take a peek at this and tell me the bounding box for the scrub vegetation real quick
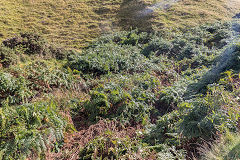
[0,0,240,160]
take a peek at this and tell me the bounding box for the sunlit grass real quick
[0,0,240,48]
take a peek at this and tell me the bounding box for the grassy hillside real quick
[0,0,122,48]
[0,21,240,159]
[0,0,240,48]
[152,0,240,30]
[0,1,240,159]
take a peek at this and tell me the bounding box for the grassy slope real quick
[0,0,240,48]
[0,1,25,37]
[202,133,240,160]
[151,0,240,30]
[0,0,122,48]
[1,1,240,159]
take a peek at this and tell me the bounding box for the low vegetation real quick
[0,0,240,159]
[201,132,240,160]
[0,18,239,159]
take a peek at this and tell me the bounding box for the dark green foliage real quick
[79,130,186,160]
[49,45,69,60]
[186,43,240,94]
[117,30,150,46]
[145,110,184,146]
[0,71,32,106]
[145,81,240,151]
[2,33,68,61]
[141,37,173,58]
[142,35,204,60]
[89,30,151,47]
[2,32,49,55]
[156,83,186,114]
[225,45,240,71]
[180,104,216,139]
[22,61,74,92]
[201,22,233,48]
[82,74,158,124]
[0,20,239,160]
[66,30,158,76]
[180,85,240,140]
[0,102,66,160]
[79,131,142,160]
[0,59,78,106]
[72,73,159,125]
[149,144,186,160]
[141,22,233,61]
[0,45,18,67]
[67,43,156,76]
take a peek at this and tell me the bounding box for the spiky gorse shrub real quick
[0,102,66,160]
[143,63,240,158]
[145,109,183,146]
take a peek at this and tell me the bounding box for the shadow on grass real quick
[116,0,155,31]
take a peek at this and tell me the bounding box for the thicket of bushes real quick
[0,102,66,160]
[0,21,240,159]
